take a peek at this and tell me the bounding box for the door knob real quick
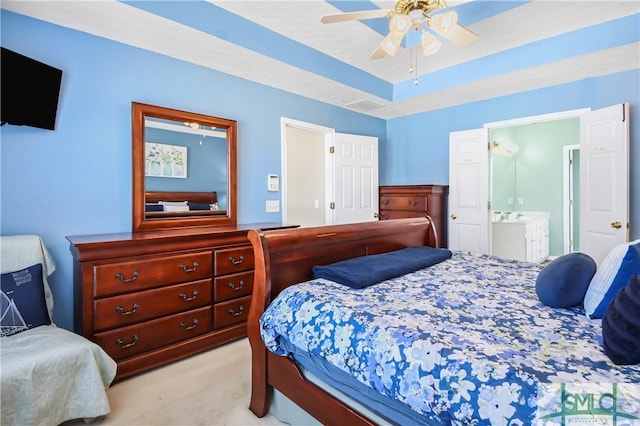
[611,221,622,229]
[451,214,457,220]
[374,212,379,219]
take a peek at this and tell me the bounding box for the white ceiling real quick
[2,0,639,119]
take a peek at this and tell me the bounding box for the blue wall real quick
[1,11,638,331]
[0,11,385,329]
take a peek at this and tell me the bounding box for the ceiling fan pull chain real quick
[414,46,419,85]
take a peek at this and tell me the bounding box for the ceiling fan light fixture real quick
[421,31,442,56]
[389,14,411,36]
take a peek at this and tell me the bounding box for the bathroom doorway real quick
[489,117,581,259]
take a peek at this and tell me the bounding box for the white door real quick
[448,128,490,253]
[331,133,379,225]
[580,103,629,265]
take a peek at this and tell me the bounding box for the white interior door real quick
[580,103,629,265]
[448,128,490,253]
[332,133,379,225]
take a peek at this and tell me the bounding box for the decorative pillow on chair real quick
[584,240,640,319]
[1,263,51,337]
[535,252,597,308]
[602,274,640,365]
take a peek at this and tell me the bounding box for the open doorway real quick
[489,117,581,259]
[280,118,380,227]
[563,144,580,253]
[450,104,628,265]
[281,118,333,227]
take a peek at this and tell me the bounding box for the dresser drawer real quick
[379,196,426,211]
[94,307,212,361]
[379,210,427,220]
[213,295,251,329]
[93,279,212,331]
[214,246,254,275]
[94,251,213,297]
[214,271,253,302]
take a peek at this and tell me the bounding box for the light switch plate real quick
[266,200,280,213]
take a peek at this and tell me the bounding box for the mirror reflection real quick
[132,102,237,231]
[490,140,518,215]
[144,117,228,216]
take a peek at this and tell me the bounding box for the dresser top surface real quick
[67,223,296,245]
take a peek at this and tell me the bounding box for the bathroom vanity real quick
[492,212,549,263]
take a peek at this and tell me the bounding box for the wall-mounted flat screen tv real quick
[1,47,63,131]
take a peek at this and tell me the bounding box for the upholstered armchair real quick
[1,235,117,425]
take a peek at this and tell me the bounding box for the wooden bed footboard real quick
[246,218,435,424]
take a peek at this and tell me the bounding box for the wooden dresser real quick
[378,185,449,248]
[67,223,295,380]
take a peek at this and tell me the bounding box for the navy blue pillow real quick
[145,203,163,212]
[312,246,452,289]
[602,274,640,365]
[535,252,597,308]
[1,263,51,337]
[188,202,211,211]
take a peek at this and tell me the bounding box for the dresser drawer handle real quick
[228,255,244,265]
[179,262,200,273]
[115,303,140,316]
[115,271,139,282]
[179,318,199,331]
[228,305,244,316]
[382,199,390,205]
[179,290,199,302]
[408,199,418,207]
[227,280,245,291]
[116,334,139,349]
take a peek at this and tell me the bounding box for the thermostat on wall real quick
[267,174,279,192]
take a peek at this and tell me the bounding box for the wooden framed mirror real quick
[132,102,237,231]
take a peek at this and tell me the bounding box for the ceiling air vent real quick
[345,99,384,112]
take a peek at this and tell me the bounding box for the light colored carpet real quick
[75,338,286,426]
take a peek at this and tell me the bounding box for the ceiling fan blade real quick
[430,11,478,46]
[321,9,391,24]
[369,33,403,59]
[369,41,389,60]
[435,24,478,46]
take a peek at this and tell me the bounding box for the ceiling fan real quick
[320,0,478,60]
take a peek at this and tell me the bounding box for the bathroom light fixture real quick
[492,140,520,157]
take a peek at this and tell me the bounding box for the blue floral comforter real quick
[260,251,640,425]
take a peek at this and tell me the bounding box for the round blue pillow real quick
[535,252,597,308]
[602,274,640,365]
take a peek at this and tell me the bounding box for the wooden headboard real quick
[145,191,217,205]
[248,217,434,309]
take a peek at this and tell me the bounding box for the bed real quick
[144,190,225,216]
[246,218,640,425]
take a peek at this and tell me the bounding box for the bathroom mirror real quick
[132,102,237,231]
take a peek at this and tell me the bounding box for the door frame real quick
[562,144,580,253]
[483,107,591,255]
[280,117,335,225]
